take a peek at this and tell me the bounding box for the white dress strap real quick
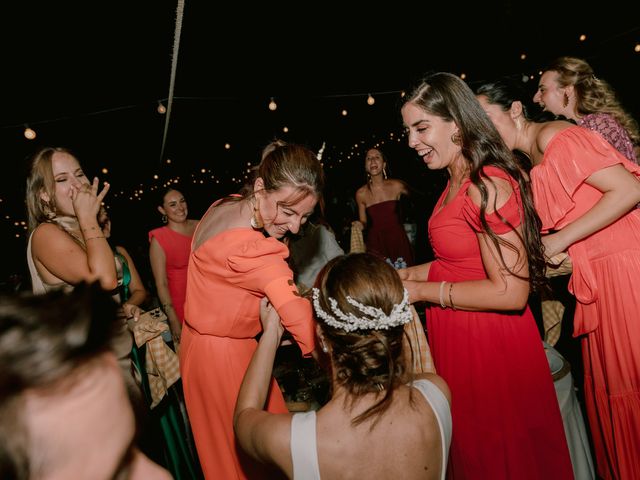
[412,379,452,480]
[290,411,321,480]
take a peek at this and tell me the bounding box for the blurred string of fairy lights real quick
[2,33,640,239]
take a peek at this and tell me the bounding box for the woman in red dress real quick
[180,140,324,479]
[149,187,198,343]
[399,73,573,479]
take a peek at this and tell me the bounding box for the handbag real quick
[350,222,366,254]
[126,306,169,333]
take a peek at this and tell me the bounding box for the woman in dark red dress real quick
[353,147,414,268]
[399,72,573,479]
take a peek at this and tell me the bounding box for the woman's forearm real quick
[234,325,283,418]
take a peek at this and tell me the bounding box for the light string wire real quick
[159,0,185,166]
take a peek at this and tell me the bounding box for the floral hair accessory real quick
[312,287,412,332]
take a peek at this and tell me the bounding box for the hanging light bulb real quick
[157,102,167,114]
[268,97,277,111]
[367,94,375,105]
[24,126,36,140]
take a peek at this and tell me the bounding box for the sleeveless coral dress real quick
[148,226,192,323]
[426,166,573,479]
[180,203,316,479]
[531,127,640,480]
[365,199,414,267]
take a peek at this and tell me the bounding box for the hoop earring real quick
[451,132,461,145]
[383,168,388,180]
[250,200,264,229]
[161,214,168,224]
[562,92,569,108]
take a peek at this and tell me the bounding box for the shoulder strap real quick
[290,411,321,480]
[412,379,452,480]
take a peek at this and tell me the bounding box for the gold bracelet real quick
[439,281,447,309]
[85,235,106,241]
[448,282,456,310]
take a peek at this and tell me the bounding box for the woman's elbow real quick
[500,287,529,311]
[99,277,119,292]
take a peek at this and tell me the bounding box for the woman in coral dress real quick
[180,141,324,479]
[400,73,573,479]
[149,187,198,342]
[478,79,640,480]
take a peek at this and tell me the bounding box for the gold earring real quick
[161,214,168,224]
[383,167,388,180]
[562,92,569,108]
[250,200,263,229]
[451,132,461,145]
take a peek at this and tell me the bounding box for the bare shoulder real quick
[466,174,514,213]
[187,218,199,234]
[537,120,573,152]
[355,185,368,199]
[387,178,408,195]
[32,223,75,248]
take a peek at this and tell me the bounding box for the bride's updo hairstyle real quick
[313,253,411,426]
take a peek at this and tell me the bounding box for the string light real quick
[268,97,277,111]
[23,126,36,140]
[341,109,348,116]
[157,102,167,114]
[579,34,587,41]
[367,94,375,105]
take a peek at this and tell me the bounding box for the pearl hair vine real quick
[312,287,412,332]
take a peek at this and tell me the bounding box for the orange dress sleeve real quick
[227,236,316,356]
[462,166,524,235]
[531,126,640,231]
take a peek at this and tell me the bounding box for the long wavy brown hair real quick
[404,72,547,293]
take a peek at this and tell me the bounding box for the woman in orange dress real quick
[180,140,324,479]
[477,79,640,480]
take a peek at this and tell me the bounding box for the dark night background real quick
[1,1,638,288]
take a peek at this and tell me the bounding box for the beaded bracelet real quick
[439,281,447,309]
[85,235,106,241]
[448,282,456,310]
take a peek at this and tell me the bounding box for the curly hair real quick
[544,56,640,146]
